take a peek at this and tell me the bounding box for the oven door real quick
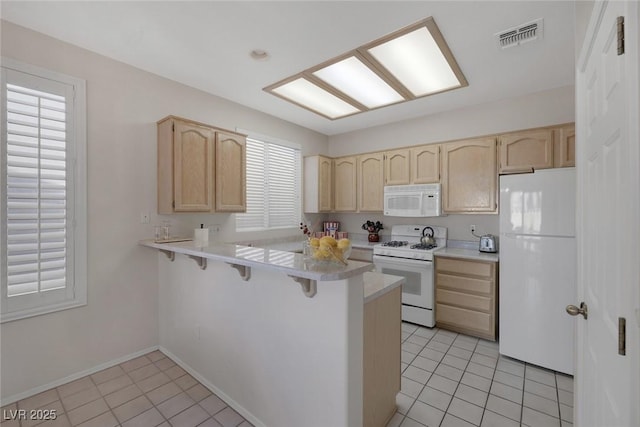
[372,255,433,309]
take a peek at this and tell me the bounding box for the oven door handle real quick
[373,255,432,267]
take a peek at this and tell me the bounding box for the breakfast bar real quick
[140,240,402,427]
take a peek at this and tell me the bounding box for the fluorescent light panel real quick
[367,27,461,97]
[312,57,404,108]
[272,78,360,119]
[264,17,466,120]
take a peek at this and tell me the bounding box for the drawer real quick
[436,273,492,295]
[436,257,494,278]
[436,289,492,312]
[349,247,373,262]
[436,304,493,335]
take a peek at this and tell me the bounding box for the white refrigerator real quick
[499,168,576,375]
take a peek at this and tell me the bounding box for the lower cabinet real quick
[434,256,498,341]
[364,287,401,427]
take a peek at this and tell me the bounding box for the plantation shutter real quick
[236,137,301,231]
[2,68,75,313]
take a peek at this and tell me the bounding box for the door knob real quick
[566,302,588,319]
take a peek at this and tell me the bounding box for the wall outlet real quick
[470,224,476,233]
[140,212,150,224]
[209,224,221,233]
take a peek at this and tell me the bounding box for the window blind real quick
[236,138,301,231]
[5,83,68,297]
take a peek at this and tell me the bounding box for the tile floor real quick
[1,350,253,427]
[2,326,575,427]
[386,322,575,427]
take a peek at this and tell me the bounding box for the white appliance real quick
[373,225,447,327]
[499,168,576,375]
[384,184,442,217]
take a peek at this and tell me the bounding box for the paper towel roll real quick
[194,228,209,245]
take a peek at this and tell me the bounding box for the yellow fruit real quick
[337,238,351,249]
[309,238,320,248]
[319,236,337,247]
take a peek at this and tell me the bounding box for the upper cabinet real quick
[554,124,575,167]
[215,131,246,212]
[334,156,358,212]
[157,116,246,214]
[358,153,384,212]
[384,149,410,185]
[304,155,333,213]
[498,129,554,173]
[441,137,497,214]
[410,144,440,184]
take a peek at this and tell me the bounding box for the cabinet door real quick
[384,149,410,185]
[410,144,440,183]
[215,131,246,212]
[318,156,333,212]
[555,124,575,167]
[441,138,497,213]
[173,121,214,212]
[358,153,384,212]
[499,129,554,173]
[333,156,357,212]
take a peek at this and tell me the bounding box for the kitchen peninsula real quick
[140,240,402,427]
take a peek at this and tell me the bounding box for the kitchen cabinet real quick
[434,256,498,341]
[364,286,401,427]
[498,129,554,173]
[384,149,410,185]
[304,155,333,213]
[554,124,575,167]
[158,116,246,214]
[215,131,246,212]
[334,156,357,212]
[358,153,384,212]
[410,144,440,184]
[158,117,214,213]
[441,138,497,213]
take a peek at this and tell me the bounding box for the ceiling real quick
[1,1,576,136]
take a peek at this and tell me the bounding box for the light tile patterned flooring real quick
[1,350,252,427]
[387,322,575,427]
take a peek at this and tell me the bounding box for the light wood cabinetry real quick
[441,138,497,213]
[554,124,575,167]
[364,287,401,427]
[384,149,410,185]
[157,116,246,214]
[410,144,440,184]
[349,247,373,262]
[358,153,384,212]
[498,129,554,173]
[334,156,357,212]
[215,131,246,212]
[435,256,498,341]
[303,155,333,213]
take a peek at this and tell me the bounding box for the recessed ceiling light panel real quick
[367,27,461,97]
[264,17,467,120]
[271,78,360,119]
[312,56,404,108]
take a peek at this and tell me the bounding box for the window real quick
[236,135,302,231]
[1,58,87,323]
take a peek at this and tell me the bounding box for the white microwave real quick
[384,184,442,217]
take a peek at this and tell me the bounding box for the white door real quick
[575,1,640,426]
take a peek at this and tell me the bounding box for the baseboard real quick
[158,346,266,427]
[0,345,159,406]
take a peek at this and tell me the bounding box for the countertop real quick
[434,247,499,262]
[363,272,404,303]
[140,239,374,281]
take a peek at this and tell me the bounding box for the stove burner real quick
[382,241,409,247]
[410,243,438,250]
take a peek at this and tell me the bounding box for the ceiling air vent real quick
[496,18,543,49]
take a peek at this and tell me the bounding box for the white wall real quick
[158,254,363,427]
[326,86,575,241]
[0,21,328,401]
